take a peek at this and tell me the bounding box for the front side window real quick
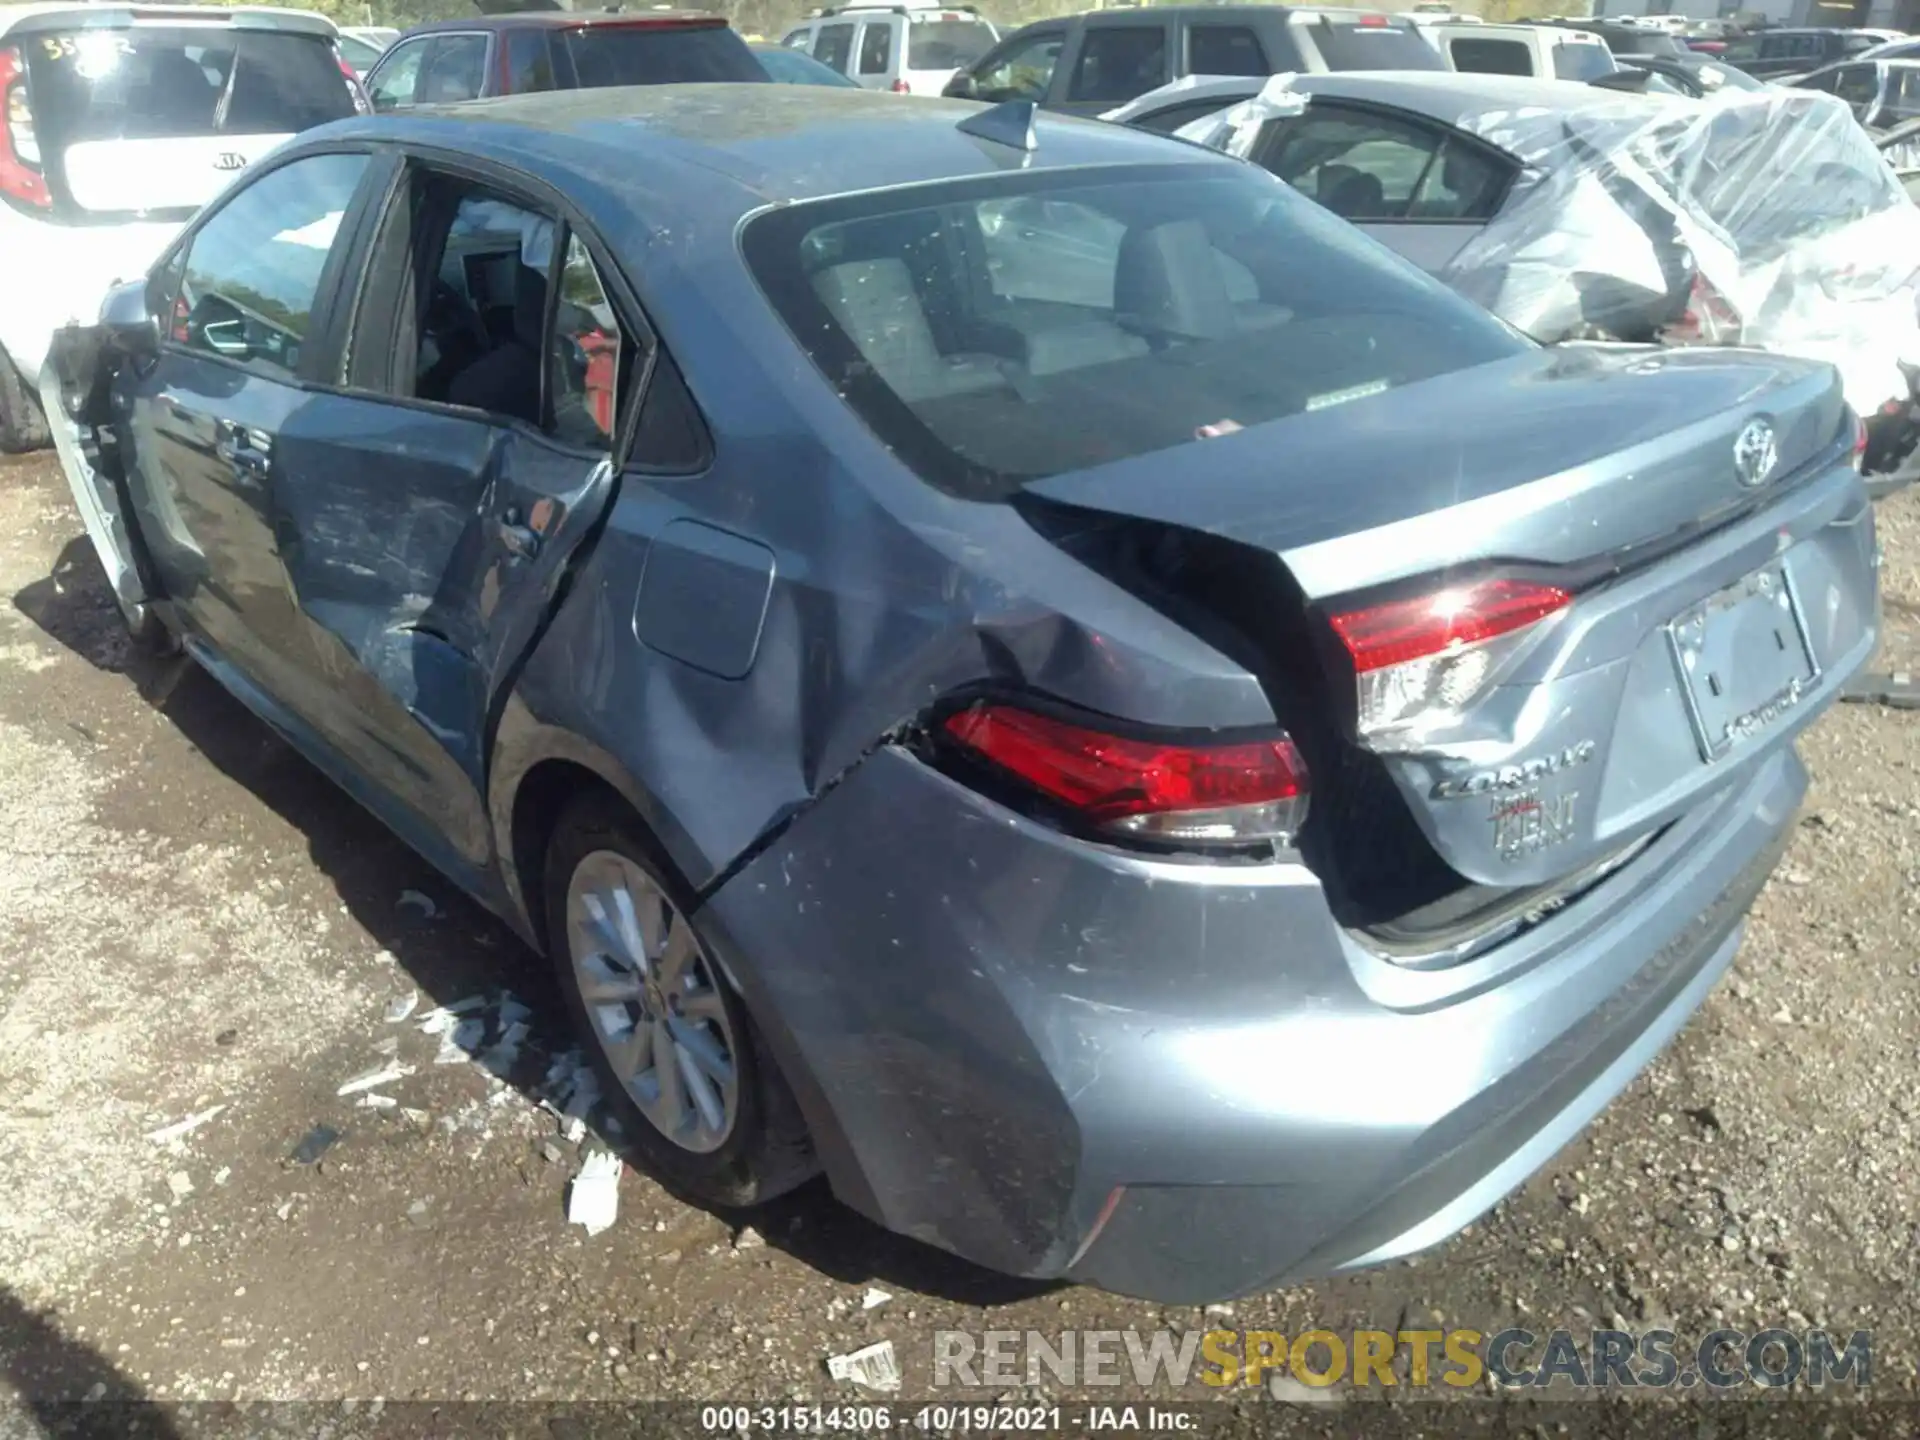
[175,152,369,379]
[1188,25,1268,77]
[1068,27,1168,103]
[418,33,490,104]
[858,22,892,76]
[743,167,1524,498]
[1835,63,1882,108]
[814,23,855,73]
[368,36,428,108]
[971,31,1062,102]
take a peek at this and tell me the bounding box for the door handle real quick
[499,522,542,561]
[215,426,271,485]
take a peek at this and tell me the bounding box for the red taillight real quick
[338,55,372,116]
[890,78,911,93]
[1330,578,1572,741]
[1668,271,1742,345]
[0,45,50,210]
[942,703,1309,847]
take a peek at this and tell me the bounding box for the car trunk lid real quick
[1025,342,1874,891]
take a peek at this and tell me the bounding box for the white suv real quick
[780,4,998,95]
[0,3,362,451]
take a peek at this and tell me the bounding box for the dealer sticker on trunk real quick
[1490,790,1581,863]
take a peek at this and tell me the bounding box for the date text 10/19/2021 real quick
[700,1407,1187,1432]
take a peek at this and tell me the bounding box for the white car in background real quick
[780,4,997,95]
[0,2,362,451]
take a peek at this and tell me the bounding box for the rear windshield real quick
[563,24,765,86]
[743,166,1523,498]
[908,19,996,71]
[1301,18,1446,71]
[22,27,353,143]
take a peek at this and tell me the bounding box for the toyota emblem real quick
[1733,418,1778,488]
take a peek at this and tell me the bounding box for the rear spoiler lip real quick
[3,7,338,38]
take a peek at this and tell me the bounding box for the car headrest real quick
[1113,219,1235,343]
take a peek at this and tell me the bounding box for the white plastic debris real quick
[416,996,487,1036]
[733,1226,766,1252]
[213,1167,232,1187]
[826,1340,901,1392]
[562,1115,587,1145]
[145,1106,227,1146]
[383,989,419,1024]
[567,1150,623,1237]
[357,1094,398,1111]
[436,1018,486,1065]
[862,1288,892,1311]
[337,1062,414,1097]
[397,889,442,919]
[166,1171,194,1201]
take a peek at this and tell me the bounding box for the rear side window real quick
[1302,18,1445,71]
[1189,25,1268,77]
[1133,95,1244,134]
[369,36,428,108]
[906,19,995,71]
[1448,37,1534,76]
[505,30,556,93]
[1261,107,1507,222]
[564,24,766,85]
[1068,27,1168,103]
[175,152,368,380]
[742,166,1523,498]
[1835,64,1881,106]
[814,23,855,73]
[1551,42,1615,81]
[858,23,892,76]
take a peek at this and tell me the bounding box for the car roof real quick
[320,83,1236,225]
[397,9,723,35]
[1286,68,1683,125]
[0,2,335,37]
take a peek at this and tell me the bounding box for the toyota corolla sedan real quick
[44,85,1876,1302]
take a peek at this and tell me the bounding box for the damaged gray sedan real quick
[45,85,1878,1302]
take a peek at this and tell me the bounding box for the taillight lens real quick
[890,78,911,93]
[942,703,1310,847]
[1852,409,1869,471]
[339,56,372,116]
[0,45,50,210]
[1667,271,1742,345]
[1330,578,1572,744]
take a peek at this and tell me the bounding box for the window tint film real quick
[1069,27,1167,103]
[1188,25,1268,77]
[743,166,1523,498]
[176,152,368,379]
[1304,18,1445,71]
[814,23,855,72]
[1449,37,1533,76]
[1551,42,1615,81]
[505,30,556,93]
[564,24,766,85]
[858,23,891,75]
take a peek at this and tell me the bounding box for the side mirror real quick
[945,71,979,99]
[100,279,160,360]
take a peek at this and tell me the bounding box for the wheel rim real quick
[564,851,740,1154]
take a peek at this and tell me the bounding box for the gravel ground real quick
[2,449,1919,1426]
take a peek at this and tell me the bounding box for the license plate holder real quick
[1667,561,1819,764]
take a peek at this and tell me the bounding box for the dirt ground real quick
[4,448,1920,1425]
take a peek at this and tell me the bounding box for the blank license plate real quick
[1668,562,1819,763]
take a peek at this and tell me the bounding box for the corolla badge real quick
[1733,418,1778,489]
[213,152,248,172]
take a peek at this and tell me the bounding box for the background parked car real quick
[1722,26,1899,81]
[362,11,763,111]
[1538,18,1698,64]
[1587,50,1770,98]
[1427,21,1617,81]
[778,4,997,95]
[752,40,859,85]
[335,27,393,78]
[1790,55,1920,130]
[0,2,361,453]
[942,6,1443,117]
[1111,71,1920,471]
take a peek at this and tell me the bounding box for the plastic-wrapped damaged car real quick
[45,86,1876,1302]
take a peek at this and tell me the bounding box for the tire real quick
[543,790,816,1208]
[0,350,51,455]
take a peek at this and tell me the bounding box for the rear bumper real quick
[703,730,1810,1303]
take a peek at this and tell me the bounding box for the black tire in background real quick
[0,348,51,455]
